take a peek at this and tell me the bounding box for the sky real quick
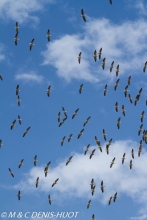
[1,0,147,219]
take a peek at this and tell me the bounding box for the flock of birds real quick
[1,1,147,219]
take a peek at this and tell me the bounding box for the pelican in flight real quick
[46,30,51,42]
[17,191,21,200]
[30,39,35,51]
[79,84,83,94]
[98,48,102,60]
[51,178,59,187]
[23,127,31,137]
[81,9,86,22]
[15,22,19,33]
[78,52,82,64]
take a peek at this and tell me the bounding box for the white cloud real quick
[15,71,44,83]
[41,18,147,83]
[41,34,99,83]
[14,139,147,219]
[0,0,54,24]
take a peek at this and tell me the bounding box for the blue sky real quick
[1,0,147,219]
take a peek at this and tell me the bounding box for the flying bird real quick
[48,195,51,205]
[102,58,106,69]
[91,185,96,196]
[138,124,143,136]
[128,94,133,104]
[61,136,66,146]
[62,107,67,118]
[36,177,39,188]
[46,29,51,42]
[51,178,59,187]
[8,168,14,177]
[10,119,16,130]
[122,153,126,164]
[114,79,120,90]
[18,115,22,125]
[110,157,115,168]
[108,196,112,205]
[83,116,91,127]
[140,111,145,122]
[17,191,21,200]
[104,84,108,96]
[109,0,112,4]
[124,85,129,97]
[92,214,95,220]
[84,144,90,155]
[95,136,102,152]
[105,139,112,155]
[98,48,102,59]
[79,84,83,94]
[15,22,19,33]
[102,129,107,141]
[89,149,96,159]
[58,118,67,127]
[77,129,84,139]
[34,155,37,166]
[93,50,97,62]
[100,180,105,193]
[115,64,120,76]
[68,134,73,142]
[14,32,19,45]
[81,9,86,22]
[131,149,134,159]
[110,61,114,72]
[58,112,61,123]
[87,199,91,209]
[113,192,118,202]
[128,76,131,85]
[17,95,21,106]
[78,52,82,64]
[90,179,95,189]
[95,136,100,146]
[30,39,35,51]
[130,160,133,169]
[106,144,109,155]
[134,94,140,106]
[115,102,119,112]
[66,156,73,166]
[143,61,147,72]
[23,127,31,137]
[72,108,79,119]
[139,88,142,96]
[44,167,48,177]
[122,105,126,116]
[18,159,24,168]
[117,117,121,129]
[108,138,113,145]
[138,146,142,157]
[46,86,51,97]
[139,140,143,148]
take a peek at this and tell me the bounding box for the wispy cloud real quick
[0,43,5,61]
[0,0,54,24]
[15,71,44,83]
[13,139,147,219]
[41,18,147,83]
[134,0,147,16]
